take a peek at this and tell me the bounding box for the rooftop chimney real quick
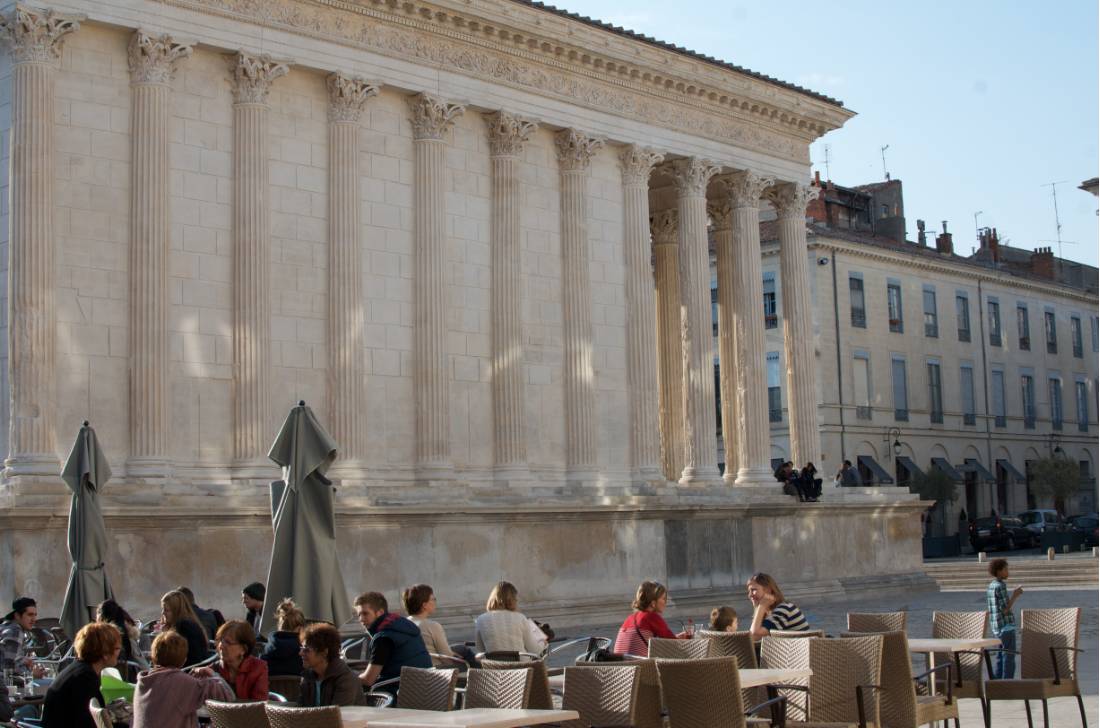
[979,227,1000,263]
[935,220,953,255]
[1031,246,1055,280]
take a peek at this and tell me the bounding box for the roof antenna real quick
[1039,181,1077,260]
[880,145,890,181]
[822,144,831,181]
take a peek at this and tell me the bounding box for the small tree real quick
[909,469,959,537]
[1029,456,1080,515]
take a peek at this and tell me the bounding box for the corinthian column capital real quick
[707,199,734,232]
[765,181,820,220]
[720,169,775,208]
[666,157,721,197]
[227,52,289,105]
[619,145,664,187]
[326,73,379,123]
[128,30,192,85]
[649,209,679,244]
[0,4,81,65]
[554,128,604,171]
[408,93,464,140]
[484,111,537,157]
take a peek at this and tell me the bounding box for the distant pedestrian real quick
[986,558,1024,679]
[838,460,860,487]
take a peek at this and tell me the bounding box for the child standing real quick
[986,558,1024,678]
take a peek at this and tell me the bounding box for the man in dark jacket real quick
[354,591,431,693]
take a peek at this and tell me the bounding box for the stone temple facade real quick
[0,0,930,624]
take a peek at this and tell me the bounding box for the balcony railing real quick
[963,413,976,426]
[930,411,944,424]
[958,328,971,342]
[895,408,909,422]
[851,310,866,328]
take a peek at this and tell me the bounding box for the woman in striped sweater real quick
[747,573,808,639]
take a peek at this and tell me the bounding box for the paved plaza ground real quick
[455,583,1098,728]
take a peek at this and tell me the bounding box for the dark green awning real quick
[931,457,963,481]
[858,455,894,485]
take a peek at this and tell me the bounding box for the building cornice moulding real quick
[145,0,845,163]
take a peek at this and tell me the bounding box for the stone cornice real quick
[0,4,81,66]
[128,30,193,85]
[147,0,848,163]
[326,73,379,123]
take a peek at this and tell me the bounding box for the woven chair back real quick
[696,631,757,667]
[559,664,639,728]
[647,637,711,660]
[932,610,988,684]
[843,630,916,728]
[205,700,270,728]
[480,658,554,709]
[848,611,907,634]
[464,667,533,709]
[807,635,883,725]
[267,674,302,704]
[575,659,662,728]
[769,629,824,638]
[396,666,458,711]
[88,699,112,728]
[265,704,341,728]
[1020,607,1081,680]
[760,634,811,720]
[656,656,745,728]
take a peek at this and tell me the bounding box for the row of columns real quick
[0,5,821,486]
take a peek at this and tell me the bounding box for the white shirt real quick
[473,610,547,656]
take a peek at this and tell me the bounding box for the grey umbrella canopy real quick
[260,402,352,634]
[59,421,114,641]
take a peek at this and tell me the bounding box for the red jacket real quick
[215,655,269,701]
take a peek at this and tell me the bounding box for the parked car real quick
[1066,514,1099,547]
[1016,509,1066,542]
[969,516,1033,551]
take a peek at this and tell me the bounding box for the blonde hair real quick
[709,605,738,632]
[161,590,208,640]
[631,580,667,612]
[486,581,518,612]
[747,573,785,604]
[275,598,306,633]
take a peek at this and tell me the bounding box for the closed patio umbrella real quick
[260,401,352,634]
[59,420,114,641]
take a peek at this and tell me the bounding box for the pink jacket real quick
[132,667,235,728]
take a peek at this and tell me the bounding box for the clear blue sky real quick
[550,0,1099,267]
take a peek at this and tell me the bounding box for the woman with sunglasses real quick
[192,620,268,701]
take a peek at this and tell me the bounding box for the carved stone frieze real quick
[719,170,775,209]
[484,111,537,157]
[666,157,720,198]
[326,73,379,123]
[227,51,290,104]
[649,209,678,243]
[619,145,665,187]
[149,0,817,162]
[765,181,820,220]
[0,4,80,65]
[554,129,604,171]
[128,30,193,85]
[408,93,464,141]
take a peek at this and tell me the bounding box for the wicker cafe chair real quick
[648,637,712,660]
[842,630,959,728]
[698,630,766,710]
[847,612,908,634]
[983,607,1086,728]
[931,610,989,721]
[205,699,270,728]
[365,691,396,707]
[784,635,884,728]
[575,658,663,728]
[267,674,302,704]
[265,704,341,728]
[558,664,639,728]
[480,657,554,709]
[760,634,813,721]
[464,667,533,709]
[656,656,787,728]
[394,666,458,710]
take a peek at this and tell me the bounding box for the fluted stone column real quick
[619,146,664,483]
[327,74,378,465]
[0,6,80,477]
[668,158,721,486]
[708,196,739,482]
[651,210,683,482]
[229,53,287,471]
[555,129,604,481]
[409,94,464,480]
[766,182,822,467]
[725,171,775,487]
[127,31,192,476]
[485,111,536,481]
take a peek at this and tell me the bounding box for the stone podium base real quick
[0,479,932,627]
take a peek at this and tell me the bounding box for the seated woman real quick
[262,598,306,676]
[708,605,738,633]
[159,590,210,666]
[132,630,234,728]
[41,622,121,728]
[96,599,146,677]
[403,584,468,667]
[193,620,268,701]
[747,572,808,638]
[613,580,689,657]
[299,623,366,706]
[473,581,548,657]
